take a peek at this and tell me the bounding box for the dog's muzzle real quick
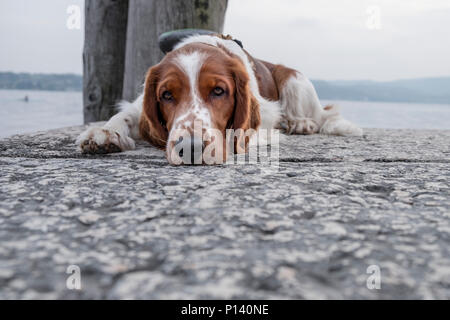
[174,135,206,165]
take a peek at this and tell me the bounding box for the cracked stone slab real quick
[0,125,449,299]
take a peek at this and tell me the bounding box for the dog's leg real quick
[274,69,321,135]
[275,68,362,136]
[76,94,143,154]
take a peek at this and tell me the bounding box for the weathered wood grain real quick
[83,0,129,123]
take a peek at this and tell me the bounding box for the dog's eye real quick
[212,87,225,97]
[162,91,173,101]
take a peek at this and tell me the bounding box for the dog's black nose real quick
[176,136,205,164]
[176,136,184,157]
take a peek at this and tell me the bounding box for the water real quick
[0,89,448,138]
[0,89,82,138]
[322,100,450,130]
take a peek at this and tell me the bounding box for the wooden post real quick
[83,0,129,124]
[122,0,228,102]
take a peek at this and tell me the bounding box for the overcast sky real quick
[1,0,449,81]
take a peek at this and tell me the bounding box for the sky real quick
[1,0,449,81]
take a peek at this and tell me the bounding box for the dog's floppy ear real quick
[230,59,261,153]
[139,65,168,148]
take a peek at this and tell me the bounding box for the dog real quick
[76,33,362,165]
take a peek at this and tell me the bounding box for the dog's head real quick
[139,42,260,165]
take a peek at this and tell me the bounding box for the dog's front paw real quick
[287,118,319,135]
[75,127,135,154]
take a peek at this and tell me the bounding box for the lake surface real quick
[0,89,449,138]
[0,89,83,138]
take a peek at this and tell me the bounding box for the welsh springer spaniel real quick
[76,34,362,165]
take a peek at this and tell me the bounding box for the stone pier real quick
[0,124,449,299]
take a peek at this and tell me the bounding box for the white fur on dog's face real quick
[166,51,212,165]
[172,51,212,130]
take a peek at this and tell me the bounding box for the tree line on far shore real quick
[0,72,81,91]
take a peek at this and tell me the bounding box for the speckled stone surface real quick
[0,124,449,299]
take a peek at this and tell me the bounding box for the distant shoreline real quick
[0,72,81,92]
[0,87,81,93]
[1,72,449,105]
